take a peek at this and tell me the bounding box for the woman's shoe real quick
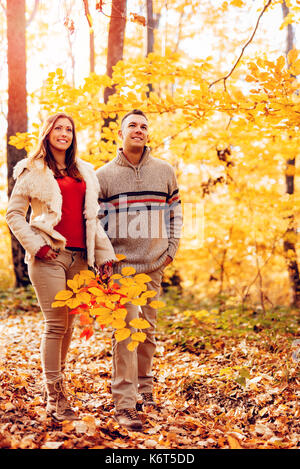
[46,379,78,422]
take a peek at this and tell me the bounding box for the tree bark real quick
[282,1,300,307]
[103,0,127,104]
[146,0,160,96]
[6,0,29,287]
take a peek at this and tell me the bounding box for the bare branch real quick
[0,1,6,13]
[26,0,39,27]
[209,0,273,91]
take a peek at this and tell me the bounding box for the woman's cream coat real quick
[6,157,117,267]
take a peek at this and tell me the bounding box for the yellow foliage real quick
[111,318,126,329]
[54,290,73,301]
[115,328,131,343]
[127,341,139,351]
[121,267,136,276]
[50,261,157,349]
[129,318,151,329]
[131,332,147,342]
[149,300,165,309]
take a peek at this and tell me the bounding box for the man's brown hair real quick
[121,109,148,129]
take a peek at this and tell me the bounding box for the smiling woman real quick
[5,112,117,422]
[48,118,73,158]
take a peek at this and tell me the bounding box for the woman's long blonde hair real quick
[29,112,82,180]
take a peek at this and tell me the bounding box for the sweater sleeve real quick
[166,168,183,259]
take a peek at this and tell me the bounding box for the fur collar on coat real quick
[13,157,99,224]
[10,157,116,267]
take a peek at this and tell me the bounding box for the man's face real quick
[119,114,149,152]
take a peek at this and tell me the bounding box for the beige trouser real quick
[28,249,88,384]
[112,265,164,410]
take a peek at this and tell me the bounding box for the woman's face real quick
[48,117,73,154]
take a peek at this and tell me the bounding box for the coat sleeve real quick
[6,180,47,257]
[94,219,117,266]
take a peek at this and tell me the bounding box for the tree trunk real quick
[103,0,127,104]
[146,0,160,96]
[282,1,300,307]
[6,0,29,287]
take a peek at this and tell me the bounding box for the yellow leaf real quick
[134,273,152,284]
[275,55,285,72]
[67,279,79,292]
[127,285,144,299]
[80,270,95,279]
[131,297,147,306]
[73,273,85,288]
[287,48,299,65]
[111,318,127,329]
[291,59,300,75]
[110,274,122,280]
[96,314,113,325]
[51,301,66,308]
[116,254,126,261]
[120,297,129,305]
[66,297,81,309]
[129,318,150,329]
[108,294,120,302]
[148,300,165,309]
[113,308,127,320]
[121,266,136,276]
[88,287,105,296]
[141,291,157,299]
[127,341,139,351]
[119,277,135,286]
[115,328,131,342]
[93,307,112,315]
[285,164,296,176]
[54,290,73,300]
[131,331,146,342]
[76,292,91,304]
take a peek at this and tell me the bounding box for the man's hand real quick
[164,255,173,267]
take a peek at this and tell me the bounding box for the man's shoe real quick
[114,408,143,431]
[136,392,158,411]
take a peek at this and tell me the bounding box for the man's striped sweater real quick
[96,147,182,273]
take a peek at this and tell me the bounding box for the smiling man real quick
[96,109,182,431]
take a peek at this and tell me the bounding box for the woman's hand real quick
[43,248,60,260]
[98,261,113,279]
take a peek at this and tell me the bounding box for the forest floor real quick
[0,286,299,450]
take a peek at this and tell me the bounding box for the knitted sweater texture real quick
[96,147,182,273]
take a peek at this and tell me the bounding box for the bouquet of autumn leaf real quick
[51,256,165,351]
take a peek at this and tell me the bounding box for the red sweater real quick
[36,176,86,258]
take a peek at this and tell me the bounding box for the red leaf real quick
[80,327,93,340]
